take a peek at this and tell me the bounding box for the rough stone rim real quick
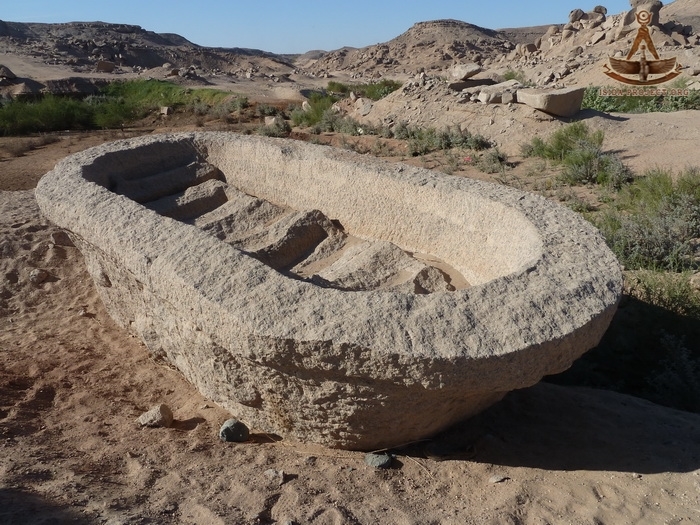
[35,132,623,390]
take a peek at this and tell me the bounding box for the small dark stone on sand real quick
[364,452,393,469]
[219,418,249,442]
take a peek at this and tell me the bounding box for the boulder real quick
[354,97,373,117]
[581,11,606,30]
[0,64,17,80]
[35,132,621,450]
[516,87,586,117]
[671,32,688,46]
[95,60,116,73]
[569,9,585,23]
[449,62,482,81]
[629,1,662,25]
[544,26,560,38]
[523,43,539,55]
[590,31,607,45]
[475,79,521,104]
[137,404,174,428]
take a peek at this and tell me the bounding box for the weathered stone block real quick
[35,133,622,449]
[517,87,586,118]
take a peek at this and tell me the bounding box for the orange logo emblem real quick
[604,10,682,86]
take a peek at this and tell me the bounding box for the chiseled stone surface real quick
[517,86,586,118]
[35,132,622,450]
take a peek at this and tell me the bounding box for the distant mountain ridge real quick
[307,19,513,77]
[0,19,295,79]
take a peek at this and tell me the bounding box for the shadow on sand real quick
[410,381,700,474]
[0,488,92,524]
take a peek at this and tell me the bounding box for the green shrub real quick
[255,104,279,117]
[402,125,491,156]
[522,122,602,160]
[0,80,246,135]
[475,148,509,174]
[522,122,631,188]
[326,80,349,95]
[291,92,338,127]
[0,95,95,134]
[559,141,632,189]
[595,167,700,271]
[257,118,291,137]
[407,128,439,156]
[502,69,530,85]
[327,79,402,101]
[582,85,700,113]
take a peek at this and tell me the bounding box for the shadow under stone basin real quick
[35,132,622,450]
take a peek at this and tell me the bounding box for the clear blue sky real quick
[2,1,636,54]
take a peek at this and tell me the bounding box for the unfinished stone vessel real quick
[36,132,622,449]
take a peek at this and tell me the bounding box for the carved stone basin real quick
[35,132,622,449]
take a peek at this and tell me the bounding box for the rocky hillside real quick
[306,19,515,79]
[303,1,699,81]
[662,0,700,29]
[0,20,294,78]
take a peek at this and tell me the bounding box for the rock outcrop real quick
[35,133,622,450]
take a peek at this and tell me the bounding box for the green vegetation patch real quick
[595,167,700,272]
[522,122,632,189]
[290,92,339,128]
[0,80,247,135]
[582,84,700,113]
[327,79,402,101]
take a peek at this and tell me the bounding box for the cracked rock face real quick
[35,132,622,449]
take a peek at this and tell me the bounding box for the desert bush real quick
[522,122,631,189]
[255,104,279,117]
[208,103,232,122]
[559,141,632,189]
[522,122,602,160]
[595,167,700,272]
[474,148,509,174]
[391,121,411,140]
[257,118,291,138]
[190,101,210,116]
[327,79,402,101]
[582,84,700,113]
[627,270,700,317]
[407,128,439,156]
[291,92,338,127]
[229,96,249,112]
[0,135,60,157]
[501,69,532,86]
[402,125,491,156]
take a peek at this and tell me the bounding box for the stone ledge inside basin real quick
[35,132,622,449]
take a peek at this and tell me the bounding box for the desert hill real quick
[306,19,513,78]
[0,19,294,80]
[662,0,700,29]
